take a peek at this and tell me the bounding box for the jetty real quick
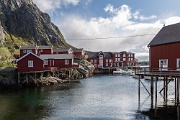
[135,67,180,118]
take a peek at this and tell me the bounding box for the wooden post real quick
[163,76,166,103]
[138,75,140,104]
[177,78,179,104]
[165,77,168,104]
[175,78,177,104]
[155,76,158,117]
[151,76,154,109]
[18,72,20,84]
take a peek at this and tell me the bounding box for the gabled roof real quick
[148,23,180,47]
[40,54,73,60]
[38,46,52,49]
[16,52,44,62]
[20,46,36,50]
[86,52,99,58]
[54,48,71,52]
[87,52,113,58]
[73,48,83,52]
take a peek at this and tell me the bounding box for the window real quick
[27,50,32,53]
[106,63,108,67]
[118,54,120,57]
[23,50,26,53]
[28,60,33,67]
[109,59,112,62]
[159,59,168,70]
[106,59,108,62]
[99,55,103,59]
[115,58,118,61]
[94,60,97,63]
[44,60,48,65]
[65,60,69,65]
[115,54,117,57]
[90,60,93,63]
[118,58,120,61]
[123,58,126,61]
[177,58,180,70]
[123,54,126,57]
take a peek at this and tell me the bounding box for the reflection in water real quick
[0,75,178,120]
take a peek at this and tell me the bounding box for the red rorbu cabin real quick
[148,23,180,72]
[17,52,44,72]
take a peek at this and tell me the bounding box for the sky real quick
[32,0,180,61]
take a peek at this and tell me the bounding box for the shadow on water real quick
[0,81,82,120]
[139,105,179,120]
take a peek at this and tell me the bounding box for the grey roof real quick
[87,52,113,58]
[20,46,36,50]
[40,54,73,60]
[148,23,180,46]
[54,48,71,52]
[38,46,52,49]
[87,52,99,58]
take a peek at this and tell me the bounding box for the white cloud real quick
[34,3,180,61]
[133,11,157,21]
[32,0,80,12]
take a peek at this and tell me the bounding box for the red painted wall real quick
[150,42,180,70]
[17,54,44,72]
[38,49,53,55]
[20,49,37,57]
[44,59,73,69]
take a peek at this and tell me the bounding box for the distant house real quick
[20,46,53,57]
[20,46,37,57]
[148,23,180,71]
[37,46,53,55]
[54,48,86,60]
[17,52,44,72]
[87,51,135,68]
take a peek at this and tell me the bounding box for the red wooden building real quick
[148,23,180,71]
[20,46,53,57]
[17,52,44,72]
[87,51,136,68]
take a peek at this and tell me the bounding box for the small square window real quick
[28,60,33,67]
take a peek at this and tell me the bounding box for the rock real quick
[0,0,71,48]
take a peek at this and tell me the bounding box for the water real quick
[0,75,177,120]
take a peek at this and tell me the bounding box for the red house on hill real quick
[148,23,180,72]
[20,46,53,57]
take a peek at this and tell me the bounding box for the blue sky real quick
[33,0,180,61]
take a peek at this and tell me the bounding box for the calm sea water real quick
[0,75,177,120]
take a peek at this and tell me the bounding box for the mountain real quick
[0,0,70,48]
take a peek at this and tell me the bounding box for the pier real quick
[136,68,180,118]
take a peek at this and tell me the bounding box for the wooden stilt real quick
[151,76,154,109]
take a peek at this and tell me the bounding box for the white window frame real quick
[106,62,108,67]
[177,58,180,70]
[159,59,168,71]
[106,59,108,62]
[44,60,48,65]
[28,60,33,67]
[27,50,32,53]
[90,60,93,63]
[65,59,69,65]
[23,50,26,53]
[123,58,126,61]
[94,60,97,63]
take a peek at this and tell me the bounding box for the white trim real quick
[177,58,180,70]
[159,59,168,71]
[28,60,33,67]
[16,52,44,63]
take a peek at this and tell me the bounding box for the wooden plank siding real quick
[150,42,180,71]
[17,53,44,72]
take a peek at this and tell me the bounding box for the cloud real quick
[34,3,180,61]
[32,0,80,12]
